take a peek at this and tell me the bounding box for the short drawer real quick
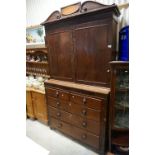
[50,117,100,149]
[70,93,103,110]
[46,88,70,101]
[47,97,69,111]
[71,114,100,136]
[48,106,100,135]
[46,88,59,98]
[48,105,72,121]
[70,102,101,122]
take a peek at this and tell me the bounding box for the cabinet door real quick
[113,68,129,129]
[26,91,35,119]
[47,31,74,81]
[75,24,111,86]
[32,92,48,124]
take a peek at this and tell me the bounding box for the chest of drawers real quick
[45,79,110,153]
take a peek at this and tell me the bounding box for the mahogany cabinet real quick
[42,1,120,87]
[26,89,48,124]
[45,79,110,153]
[109,61,129,154]
[41,1,120,154]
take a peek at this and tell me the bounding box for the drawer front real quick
[50,117,71,135]
[71,114,100,136]
[46,88,58,98]
[47,97,69,111]
[70,93,103,110]
[50,117,100,149]
[70,103,101,122]
[46,88,70,101]
[48,106,100,135]
[48,106,72,122]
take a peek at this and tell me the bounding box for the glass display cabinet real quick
[109,61,129,155]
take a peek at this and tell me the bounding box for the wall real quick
[26,0,129,28]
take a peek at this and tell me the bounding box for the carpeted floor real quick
[26,119,99,155]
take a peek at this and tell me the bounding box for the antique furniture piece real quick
[109,61,129,154]
[26,47,50,78]
[45,79,110,153]
[42,1,120,87]
[26,88,48,124]
[42,1,120,154]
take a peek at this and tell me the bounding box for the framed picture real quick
[26,25,45,45]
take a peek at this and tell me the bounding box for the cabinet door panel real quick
[75,24,111,86]
[26,91,35,119]
[32,92,48,123]
[47,31,74,81]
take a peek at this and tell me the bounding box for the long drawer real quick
[50,117,100,149]
[47,96,101,122]
[48,106,100,135]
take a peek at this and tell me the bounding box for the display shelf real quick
[26,47,50,78]
[26,47,48,54]
[26,72,50,78]
[111,135,129,147]
[115,88,129,92]
[26,61,48,65]
[112,128,128,132]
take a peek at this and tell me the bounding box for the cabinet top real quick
[41,1,120,25]
[45,79,110,95]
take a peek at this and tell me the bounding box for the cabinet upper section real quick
[41,1,120,26]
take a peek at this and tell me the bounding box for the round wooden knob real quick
[57,123,62,128]
[82,109,87,115]
[83,97,86,104]
[81,134,87,139]
[56,102,60,106]
[56,91,59,97]
[82,121,87,127]
[57,112,61,117]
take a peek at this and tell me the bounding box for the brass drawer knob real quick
[82,121,87,127]
[81,133,87,139]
